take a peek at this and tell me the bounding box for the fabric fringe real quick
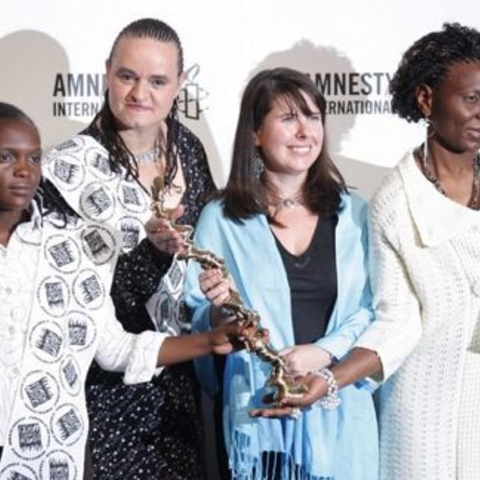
[230,431,334,480]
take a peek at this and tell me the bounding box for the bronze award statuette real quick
[151,176,307,403]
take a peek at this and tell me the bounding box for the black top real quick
[274,214,337,345]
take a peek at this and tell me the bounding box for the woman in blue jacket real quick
[185,68,378,480]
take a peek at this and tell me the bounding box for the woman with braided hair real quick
[43,18,215,479]
[254,22,480,479]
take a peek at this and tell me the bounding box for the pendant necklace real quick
[268,190,305,210]
[420,148,480,211]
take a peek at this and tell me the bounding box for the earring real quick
[253,150,264,179]
[422,116,434,168]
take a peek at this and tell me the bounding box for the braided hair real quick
[390,22,480,123]
[90,18,184,187]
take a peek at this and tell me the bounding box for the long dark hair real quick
[88,18,184,188]
[222,67,346,223]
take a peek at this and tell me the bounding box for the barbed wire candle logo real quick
[177,64,208,120]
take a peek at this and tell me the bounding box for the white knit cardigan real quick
[356,151,480,479]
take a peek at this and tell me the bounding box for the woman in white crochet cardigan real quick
[252,23,480,479]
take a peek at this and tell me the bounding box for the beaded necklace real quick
[419,148,480,210]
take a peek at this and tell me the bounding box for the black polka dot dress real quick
[85,122,215,479]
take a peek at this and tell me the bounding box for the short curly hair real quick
[390,23,480,123]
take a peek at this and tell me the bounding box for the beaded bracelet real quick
[316,368,341,410]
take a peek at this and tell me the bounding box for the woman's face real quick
[0,118,41,213]
[429,61,480,154]
[254,91,324,178]
[106,36,185,133]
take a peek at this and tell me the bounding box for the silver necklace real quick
[268,191,305,210]
[420,147,480,210]
[133,139,161,164]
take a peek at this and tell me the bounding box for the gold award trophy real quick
[151,177,306,402]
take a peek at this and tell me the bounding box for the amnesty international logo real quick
[51,63,209,121]
[310,71,393,115]
[177,64,209,120]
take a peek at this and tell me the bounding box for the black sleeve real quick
[110,238,173,329]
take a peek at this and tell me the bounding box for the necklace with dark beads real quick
[418,147,480,210]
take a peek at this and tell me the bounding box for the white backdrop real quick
[2,2,480,478]
[2,0,480,198]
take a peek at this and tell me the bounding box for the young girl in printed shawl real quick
[0,102,245,480]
